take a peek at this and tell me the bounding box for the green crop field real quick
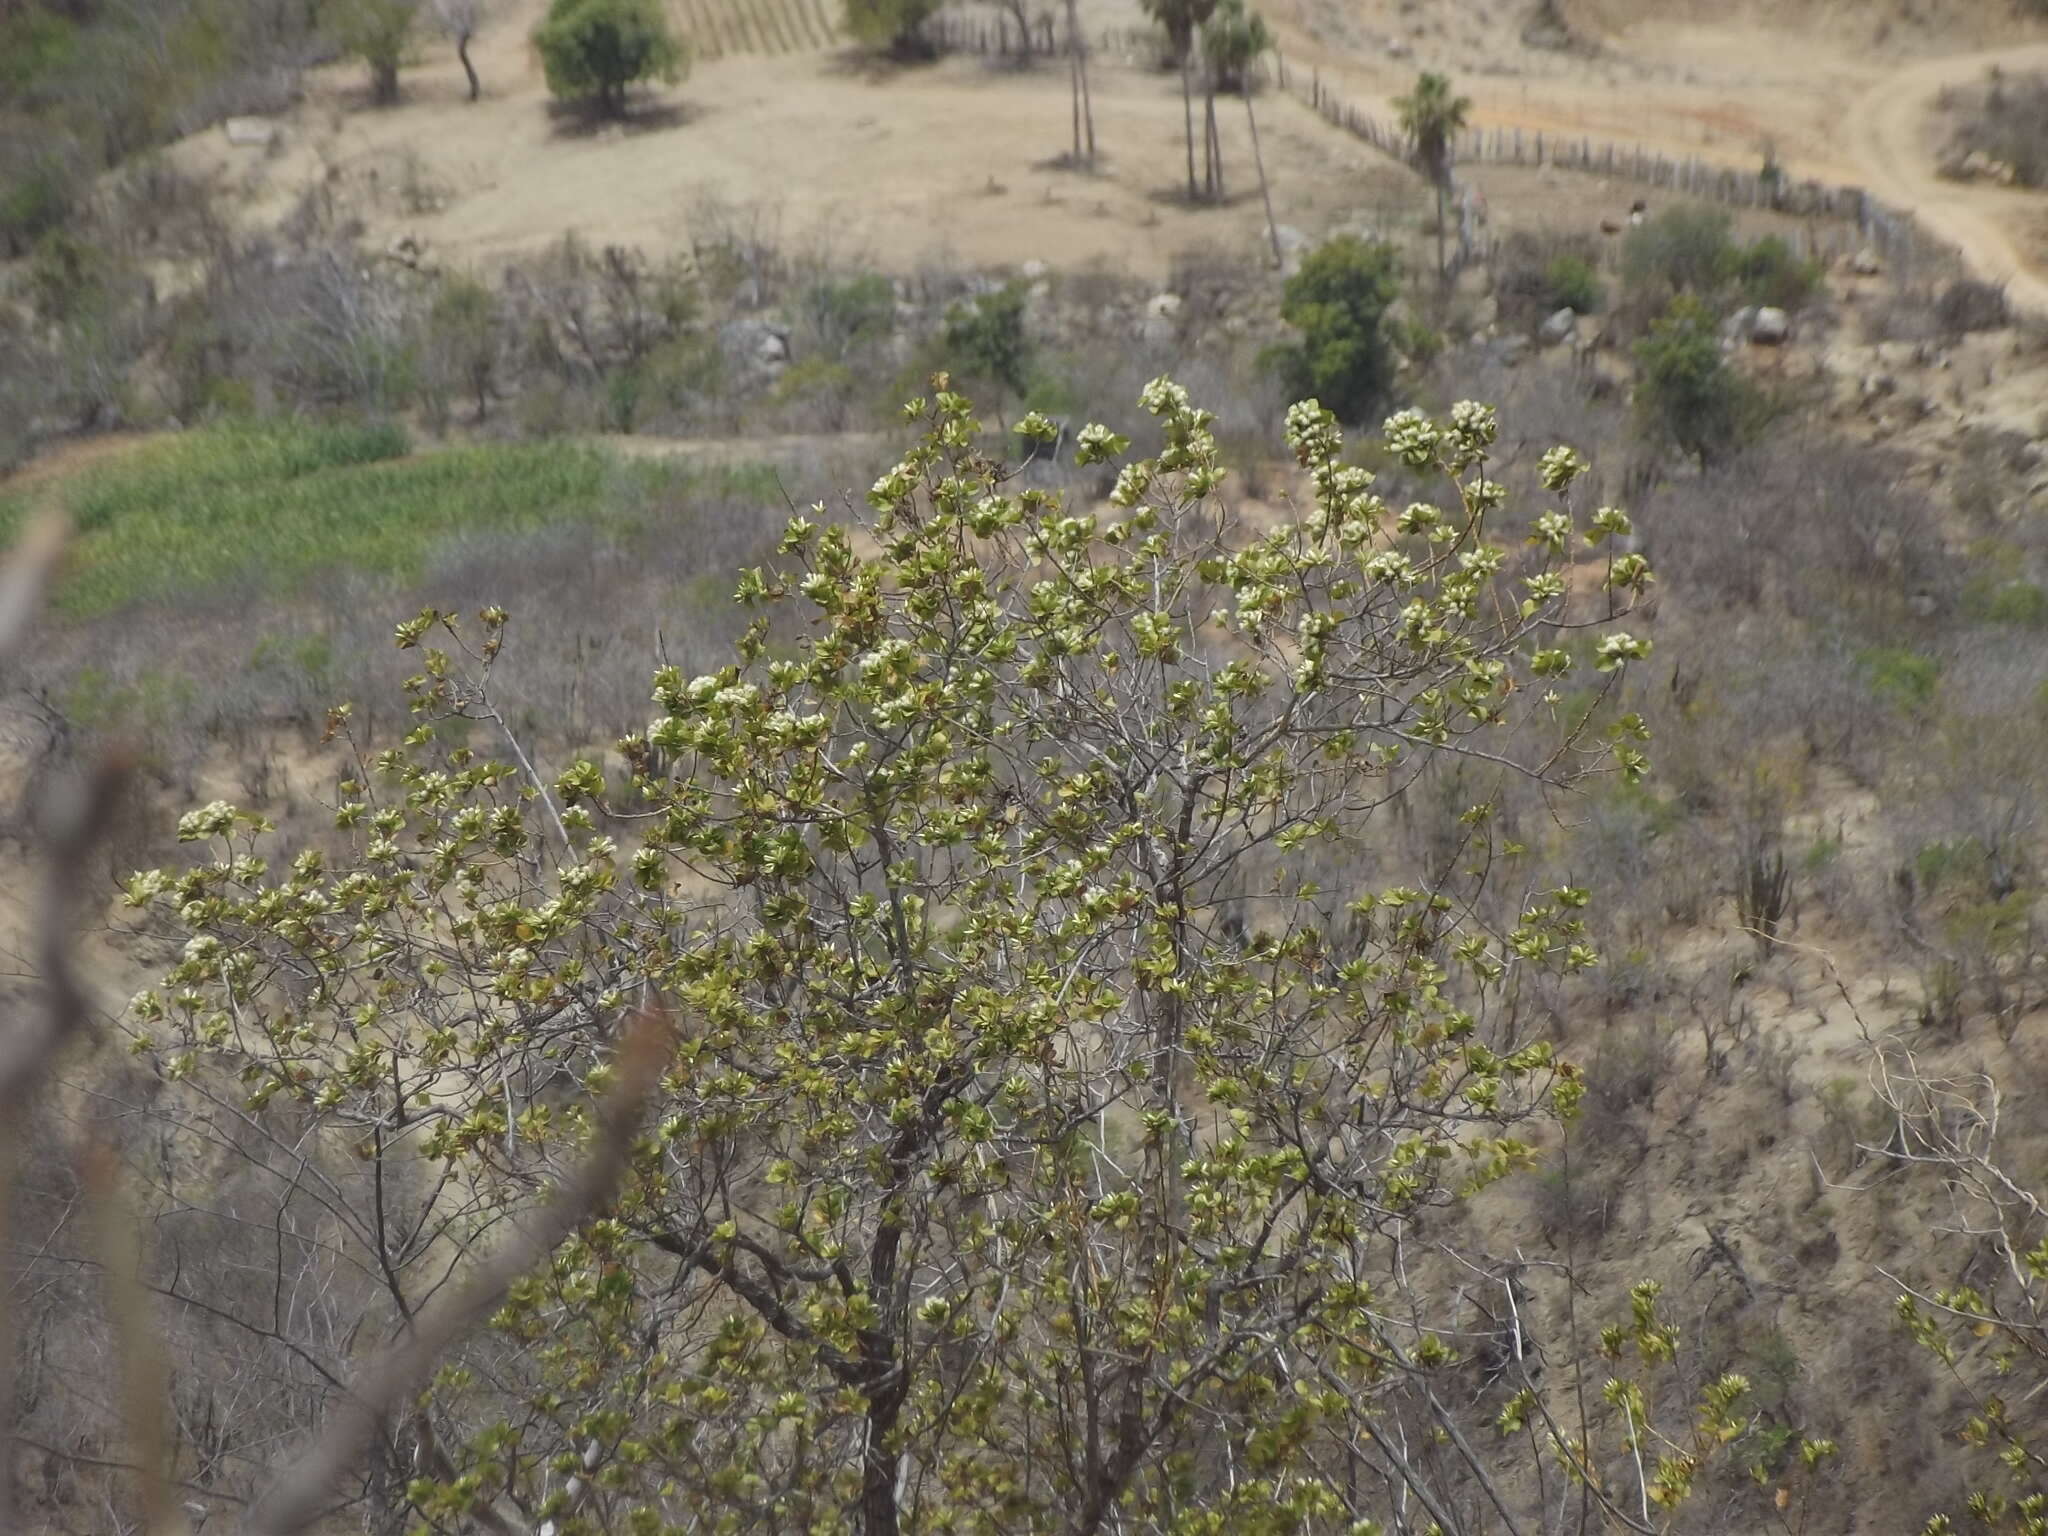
[0,421,774,620]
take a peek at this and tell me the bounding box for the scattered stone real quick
[1495,333,1531,367]
[1020,259,1049,281]
[722,316,791,371]
[222,116,280,149]
[1850,247,1883,277]
[385,231,427,268]
[1538,306,1577,345]
[1141,292,1182,346]
[1749,306,1789,345]
[1273,223,1310,275]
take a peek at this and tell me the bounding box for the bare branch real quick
[82,1136,186,1536]
[245,1002,676,1536]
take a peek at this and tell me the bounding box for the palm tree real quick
[1065,0,1096,167]
[1204,0,1279,263]
[1395,70,1471,282]
[1143,0,1220,201]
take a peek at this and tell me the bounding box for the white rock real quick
[1144,292,1183,321]
[1020,259,1049,281]
[1538,306,1577,345]
[222,117,279,148]
[1850,247,1882,276]
[1749,306,1789,345]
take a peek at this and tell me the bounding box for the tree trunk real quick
[370,56,399,105]
[457,31,479,101]
[1069,28,1082,161]
[1245,91,1280,266]
[1066,0,1094,166]
[1435,179,1447,282]
[859,1398,902,1536]
[1196,89,1212,201]
[1180,52,1197,200]
[1080,33,1096,160]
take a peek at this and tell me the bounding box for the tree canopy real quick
[1634,293,1754,468]
[531,0,684,116]
[112,375,1818,1535]
[1395,72,1471,281]
[332,0,420,105]
[1202,0,1271,94]
[1269,234,1404,423]
[843,0,942,56]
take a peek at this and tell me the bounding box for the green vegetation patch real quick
[0,418,752,618]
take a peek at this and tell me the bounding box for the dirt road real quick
[1263,0,2048,314]
[1839,45,2048,313]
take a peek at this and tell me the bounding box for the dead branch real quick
[244,1002,676,1536]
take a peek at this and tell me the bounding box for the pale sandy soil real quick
[1257,0,2048,308]
[158,0,2048,307]
[171,0,1416,282]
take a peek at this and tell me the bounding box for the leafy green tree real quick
[126,374,1783,1535]
[940,281,1033,422]
[1622,205,1736,301]
[843,0,942,56]
[333,0,421,106]
[1267,234,1402,422]
[1395,70,1471,282]
[426,272,501,423]
[532,0,685,116]
[1545,252,1605,313]
[1634,292,1750,469]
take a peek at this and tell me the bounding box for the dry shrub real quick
[1934,277,2010,336]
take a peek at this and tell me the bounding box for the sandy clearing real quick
[1254,0,2048,308]
[152,0,2048,315]
[173,0,1421,284]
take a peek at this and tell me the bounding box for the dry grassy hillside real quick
[1558,0,2032,48]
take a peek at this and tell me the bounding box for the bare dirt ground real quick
[161,0,2048,307]
[1258,0,2048,307]
[172,0,1415,282]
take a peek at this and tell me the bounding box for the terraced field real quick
[669,0,841,58]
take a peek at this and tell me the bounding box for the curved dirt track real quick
[1840,45,2048,314]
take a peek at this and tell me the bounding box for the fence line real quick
[924,17,1955,283]
[1284,73,1956,282]
[923,13,1157,62]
